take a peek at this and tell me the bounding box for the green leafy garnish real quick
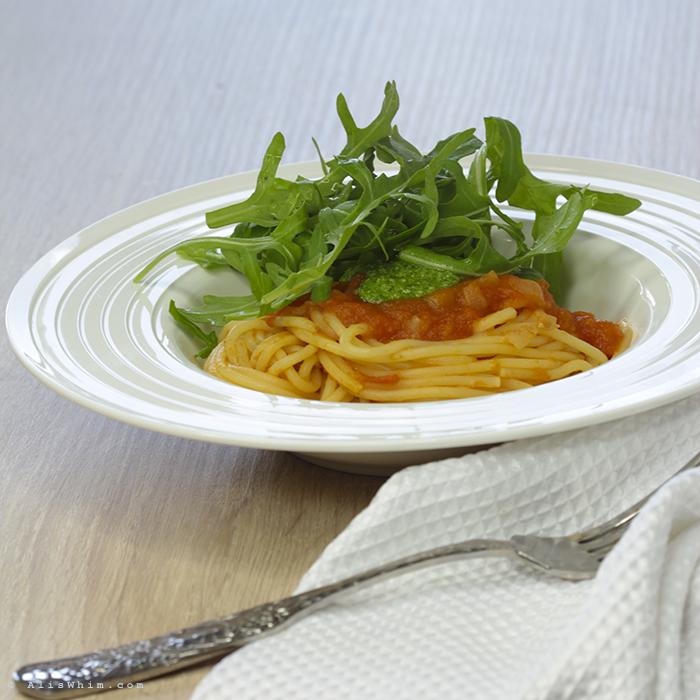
[135,82,641,358]
[168,301,219,359]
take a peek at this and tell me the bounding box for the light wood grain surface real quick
[2,1,699,698]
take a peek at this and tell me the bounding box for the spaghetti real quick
[204,273,631,402]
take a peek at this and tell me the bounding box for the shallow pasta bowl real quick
[6,155,700,475]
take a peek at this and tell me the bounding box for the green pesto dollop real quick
[357,260,460,304]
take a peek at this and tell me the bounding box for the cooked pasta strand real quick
[205,306,626,402]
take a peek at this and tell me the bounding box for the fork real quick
[14,450,700,699]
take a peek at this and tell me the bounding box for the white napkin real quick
[192,395,700,700]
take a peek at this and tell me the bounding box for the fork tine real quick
[575,523,629,554]
[568,450,700,557]
[587,541,619,558]
[510,534,600,580]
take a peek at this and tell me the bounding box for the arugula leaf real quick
[438,161,490,218]
[168,301,219,359]
[484,117,568,214]
[426,130,482,161]
[336,81,400,159]
[525,191,586,299]
[563,187,641,215]
[531,252,564,299]
[178,294,261,325]
[205,133,318,229]
[528,190,587,256]
[400,216,511,276]
[375,126,424,166]
[467,144,489,198]
[400,244,502,277]
[174,247,229,269]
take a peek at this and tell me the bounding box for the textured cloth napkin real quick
[193,395,700,700]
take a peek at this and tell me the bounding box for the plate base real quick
[295,444,499,477]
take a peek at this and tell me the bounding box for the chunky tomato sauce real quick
[287,272,624,358]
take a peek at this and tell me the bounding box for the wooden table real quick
[2,1,699,697]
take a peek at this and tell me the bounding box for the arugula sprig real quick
[135,82,641,357]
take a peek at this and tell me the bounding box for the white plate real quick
[6,156,700,475]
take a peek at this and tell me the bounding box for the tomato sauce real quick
[287,272,624,358]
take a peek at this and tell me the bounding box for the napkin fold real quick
[193,395,700,700]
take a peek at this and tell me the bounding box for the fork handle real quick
[14,538,514,698]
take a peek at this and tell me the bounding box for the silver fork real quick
[14,450,700,699]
